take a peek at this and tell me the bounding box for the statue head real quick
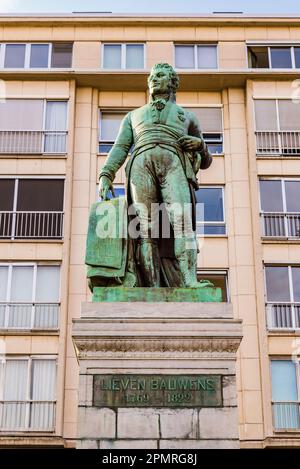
[148,63,179,99]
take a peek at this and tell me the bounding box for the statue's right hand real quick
[99,175,115,200]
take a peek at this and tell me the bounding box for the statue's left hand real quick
[178,135,203,151]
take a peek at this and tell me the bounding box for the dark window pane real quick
[17,179,64,211]
[270,48,292,68]
[196,188,224,222]
[248,46,269,68]
[292,267,300,302]
[0,179,15,210]
[51,43,73,68]
[30,44,49,68]
[265,266,290,302]
[4,44,26,68]
[0,179,14,237]
[295,47,300,68]
[197,273,228,301]
[285,181,300,212]
[260,180,283,212]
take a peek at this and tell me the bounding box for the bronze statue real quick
[90,63,212,289]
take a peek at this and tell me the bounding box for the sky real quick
[0,0,300,14]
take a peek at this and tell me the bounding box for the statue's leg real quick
[160,155,199,287]
[129,152,160,287]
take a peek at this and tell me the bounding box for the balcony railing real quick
[266,303,300,330]
[273,402,300,429]
[0,401,56,431]
[256,131,300,156]
[0,303,59,330]
[261,212,300,238]
[0,130,67,154]
[0,211,64,239]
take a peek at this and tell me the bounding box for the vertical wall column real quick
[223,87,264,445]
[63,86,98,443]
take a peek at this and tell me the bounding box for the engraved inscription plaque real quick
[93,374,222,408]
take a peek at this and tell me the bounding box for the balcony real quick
[0,401,56,431]
[261,212,300,238]
[256,131,300,156]
[0,303,59,330]
[273,402,300,429]
[0,130,67,155]
[0,211,64,239]
[267,303,300,331]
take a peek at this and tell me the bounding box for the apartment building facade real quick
[0,13,299,448]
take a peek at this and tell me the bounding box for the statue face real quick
[148,68,172,95]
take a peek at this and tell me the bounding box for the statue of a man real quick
[98,63,212,288]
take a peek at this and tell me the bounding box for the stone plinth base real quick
[73,301,242,449]
[92,286,222,303]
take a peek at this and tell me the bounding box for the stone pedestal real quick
[72,301,242,449]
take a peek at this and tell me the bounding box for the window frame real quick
[101,43,146,70]
[253,97,300,157]
[247,43,300,69]
[0,355,57,432]
[270,358,300,430]
[197,269,229,301]
[0,176,65,240]
[0,262,61,331]
[98,108,133,154]
[0,98,68,155]
[174,43,219,70]
[259,178,300,239]
[0,43,73,69]
[264,264,300,331]
[180,104,224,155]
[195,185,226,237]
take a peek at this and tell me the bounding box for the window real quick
[102,44,144,69]
[51,43,73,68]
[265,265,300,330]
[0,99,68,154]
[260,179,300,238]
[254,99,300,156]
[197,271,228,301]
[0,357,56,431]
[1,43,73,69]
[185,107,223,154]
[0,264,60,330]
[0,178,64,239]
[271,360,300,429]
[99,110,130,153]
[248,46,269,68]
[248,45,298,69]
[175,45,218,69]
[195,187,225,235]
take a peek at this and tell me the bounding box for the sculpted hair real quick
[148,63,180,94]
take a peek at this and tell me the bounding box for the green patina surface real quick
[92,286,222,303]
